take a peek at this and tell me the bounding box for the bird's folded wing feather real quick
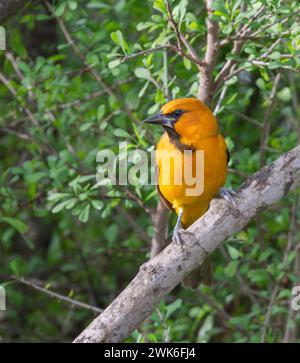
[156,165,174,212]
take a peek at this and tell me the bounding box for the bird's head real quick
[142,98,218,148]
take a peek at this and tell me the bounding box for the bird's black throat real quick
[164,126,193,152]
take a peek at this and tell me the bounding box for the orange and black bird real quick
[143,98,235,289]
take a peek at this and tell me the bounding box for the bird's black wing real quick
[156,165,174,212]
[226,148,230,165]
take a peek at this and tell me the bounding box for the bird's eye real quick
[173,110,183,118]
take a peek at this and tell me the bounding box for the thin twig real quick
[260,285,280,342]
[220,37,294,85]
[230,110,262,128]
[116,205,151,245]
[14,276,103,314]
[213,4,265,93]
[119,45,169,63]
[0,72,39,126]
[165,0,204,68]
[251,9,300,39]
[197,289,246,334]
[260,196,298,342]
[120,186,154,215]
[219,245,259,305]
[5,51,56,122]
[213,65,237,115]
[44,0,140,126]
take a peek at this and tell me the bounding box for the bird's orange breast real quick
[156,132,228,227]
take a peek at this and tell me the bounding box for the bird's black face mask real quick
[142,109,184,130]
[142,112,175,129]
[142,110,191,151]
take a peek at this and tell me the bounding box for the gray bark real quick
[0,0,29,23]
[74,144,300,343]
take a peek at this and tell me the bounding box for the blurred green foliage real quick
[0,0,300,342]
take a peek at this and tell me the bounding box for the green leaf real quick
[138,81,150,97]
[155,88,165,104]
[183,57,191,70]
[277,87,292,102]
[52,200,70,214]
[134,67,151,80]
[197,315,214,343]
[10,260,20,276]
[108,59,121,69]
[116,30,128,54]
[269,51,281,60]
[55,3,66,17]
[110,31,119,45]
[25,172,47,184]
[224,260,239,277]
[68,1,78,10]
[236,231,248,241]
[78,175,95,183]
[10,29,27,57]
[79,204,90,223]
[86,2,110,9]
[78,193,88,201]
[65,198,77,210]
[97,105,106,121]
[166,299,182,319]
[256,78,266,90]
[212,0,228,17]
[227,245,243,259]
[2,217,28,234]
[248,269,269,284]
[91,200,104,210]
[153,0,165,14]
[259,249,272,262]
[48,192,71,201]
[177,0,188,27]
[111,30,128,54]
[114,128,131,138]
[80,122,94,132]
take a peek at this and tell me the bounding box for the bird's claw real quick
[219,187,237,207]
[173,227,184,245]
[172,228,194,245]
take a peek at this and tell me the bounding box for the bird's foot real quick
[219,187,237,207]
[172,226,194,245]
[173,226,184,245]
[172,207,194,245]
[173,208,183,244]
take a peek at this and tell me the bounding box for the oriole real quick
[143,98,235,289]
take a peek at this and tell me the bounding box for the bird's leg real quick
[218,187,236,206]
[172,208,184,245]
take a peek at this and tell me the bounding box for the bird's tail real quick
[182,256,213,290]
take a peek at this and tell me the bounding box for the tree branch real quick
[198,0,219,104]
[74,144,300,343]
[150,200,169,258]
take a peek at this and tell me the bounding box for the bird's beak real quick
[142,113,174,129]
